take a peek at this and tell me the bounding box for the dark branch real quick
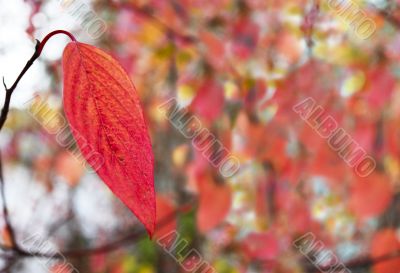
[0,40,41,131]
[0,30,76,261]
[0,202,192,259]
[0,30,75,132]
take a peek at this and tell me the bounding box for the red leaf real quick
[199,30,226,70]
[62,42,155,236]
[348,173,392,220]
[190,80,224,122]
[51,263,75,273]
[241,232,280,261]
[154,195,177,240]
[363,66,395,109]
[370,229,400,273]
[196,173,232,233]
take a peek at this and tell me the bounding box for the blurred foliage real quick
[2,0,400,272]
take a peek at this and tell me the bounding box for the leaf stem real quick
[36,30,76,55]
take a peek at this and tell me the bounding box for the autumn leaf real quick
[348,173,392,221]
[51,263,75,273]
[55,151,84,187]
[363,65,395,110]
[1,226,13,248]
[190,79,224,122]
[241,231,280,261]
[62,42,155,236]
[196,173,231,233]
[199,30,226,70]
[154,195,177,239]
[370,229,400,273]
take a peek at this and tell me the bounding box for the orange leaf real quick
[190,79,224,122]
[154,195,177,240]
[370,229,400,273]
[196,173,231,233]
[349,173,392,220]
[1,227,13,248]
[55,151,84,187]
[241,232,280,261]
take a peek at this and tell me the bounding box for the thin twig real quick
[0,40,40,131]
[0,30,75,132]
[0,202,192,259]
[0,29,76,262]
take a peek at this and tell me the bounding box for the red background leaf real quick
[370,229,400,273]
[196,173,232,233]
